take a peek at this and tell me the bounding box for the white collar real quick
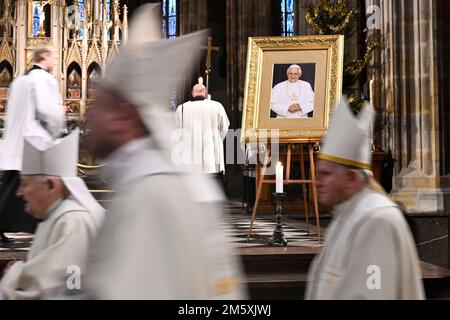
[44,197,64,220]
[34,63,48,71]
[106,136,154,164]
[333,187,370,218]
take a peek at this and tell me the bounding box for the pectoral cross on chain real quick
[201,36,220,90]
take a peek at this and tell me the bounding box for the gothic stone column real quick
[179,0,207,34]
[15,0,27,76]
[374,0,442,212]
[226,0,275,128]
[51,1,64,90]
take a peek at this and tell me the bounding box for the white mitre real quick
[22,129,105,227]
[318,97,374,170]
[22,129,79,177]
[101,3,207,152]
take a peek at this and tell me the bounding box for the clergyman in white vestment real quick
[0,43,66,238]
[270,64,314,118]
[175,84,230,174]
[84,4,246,300]
[305,98,424,300]
[0,131,104,300]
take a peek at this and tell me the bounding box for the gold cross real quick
[201,36,219,74]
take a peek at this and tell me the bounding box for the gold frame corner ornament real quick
[241,35,344,144]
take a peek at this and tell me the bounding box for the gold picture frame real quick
[241,35,344,143]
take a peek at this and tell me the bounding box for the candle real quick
[198,77,203,85]
[276,162,283,193]
[369,78,374,106]
[207,94,211,100]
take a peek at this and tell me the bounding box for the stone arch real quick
[87,62,101,99]
[66,61,82,100]
[0,60,13,100]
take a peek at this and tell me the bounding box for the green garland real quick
[303,0,358,36]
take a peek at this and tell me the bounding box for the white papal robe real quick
[0,68,65,171]
[175,98,230,174]
[270,80,314,118]
[305,188,424,300]
[0,197,98,300]
[86,138,246,299]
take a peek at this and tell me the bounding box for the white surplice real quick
[305,188,425,300]
[0,69,65,171]
[0,197,98,300]
[175,99,230,174]
[270,80,314,118]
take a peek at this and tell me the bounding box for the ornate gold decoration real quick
[65,40,82,66]
[77,162,107,169]
[0,1,130,179]
[87,41,103,66]
[0,37,14,65]
[106,41,119,65]
[27,0,55,38]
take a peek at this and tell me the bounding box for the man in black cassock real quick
[0,43,65,242]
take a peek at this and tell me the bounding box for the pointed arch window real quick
[99,0,111,22]
[281,0,297,36]
[0,67,12,88]
[87,63,102,99]
[162,0,178,39]
[33,2,40,37]
[78,0,85,39]
[31,1,51,37]
[106,0,111,22]
[67,62,82,100]
[162,0,179,109]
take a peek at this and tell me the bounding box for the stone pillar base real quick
[390,161,445,213]
[391,188,449,213]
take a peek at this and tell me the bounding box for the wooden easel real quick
[247,142,321,242]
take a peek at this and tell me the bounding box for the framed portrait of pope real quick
[241,35,344,143]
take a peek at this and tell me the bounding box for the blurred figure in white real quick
[84,4,246,299]
[0,43,66,241]
[175,83,229,176]
[0,130,104,300]
[305,98,424,300]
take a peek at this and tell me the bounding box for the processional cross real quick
[201,36,219,91]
